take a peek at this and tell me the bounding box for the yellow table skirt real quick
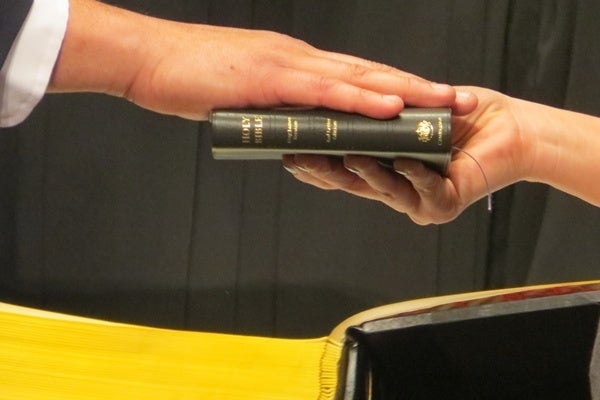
[2,280,599,399]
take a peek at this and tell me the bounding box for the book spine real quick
[209,108,452,175]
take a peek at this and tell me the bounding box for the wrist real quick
[48,0,149,97]
[510,96,600,205]
[507,96,559,185]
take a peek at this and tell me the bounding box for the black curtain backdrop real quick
[0,0,598,338]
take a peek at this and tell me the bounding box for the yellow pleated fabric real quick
[0,303,341,400]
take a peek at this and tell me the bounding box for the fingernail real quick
[296,165,311,173]
[457,91,472,100]
[283,165,297,175]
[395,169,408,176]
[377,160,394,170]
[431,83,452,91]
[382,94,402,104]
[346,166,360,174]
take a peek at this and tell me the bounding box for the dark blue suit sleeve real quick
[1,0,34,66]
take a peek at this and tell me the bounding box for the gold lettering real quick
[285,117,300,142]
[437,117,443,146]
[293,120,299,140]
[332,120,338,141]
[323,118,338,142]
[241,116,251,144]
[253,116,263,144]
[287,117,293,144]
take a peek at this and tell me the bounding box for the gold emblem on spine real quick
[416,120,434,143]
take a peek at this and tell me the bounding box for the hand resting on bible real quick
[48,0,473,122]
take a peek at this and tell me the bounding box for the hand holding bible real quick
[284,87,600,224]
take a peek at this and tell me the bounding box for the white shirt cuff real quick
[0,0,69,128]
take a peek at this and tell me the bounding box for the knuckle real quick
[378,191,396,200]
[369,60,397,75]
[415,180,436,195]
[315,76,338,93]
[398,76,417,94]
[409,215,433,226]
[311,76,341,105]
[348,63,372,80]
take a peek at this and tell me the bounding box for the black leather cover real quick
[338,291,600,400]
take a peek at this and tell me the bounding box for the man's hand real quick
[49,0,471,121]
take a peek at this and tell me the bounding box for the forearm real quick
[513,97,600,206]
